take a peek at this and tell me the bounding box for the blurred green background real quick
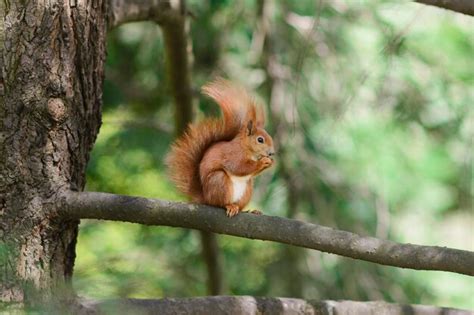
[73,0,473,309]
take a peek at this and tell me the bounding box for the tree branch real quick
[106,0,474,31]
[107,0,185,30]
[108,0,161,29]
[414,0,474,16]
[62,191,474,276]
[78,296,470,315]
[107,0,194,138]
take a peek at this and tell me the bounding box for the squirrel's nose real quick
[268,151,275,157]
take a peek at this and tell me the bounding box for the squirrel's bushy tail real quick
[166,79,258,201]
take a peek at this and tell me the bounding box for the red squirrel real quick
[166,78,275,217]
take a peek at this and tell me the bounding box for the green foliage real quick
[74,0,473,309]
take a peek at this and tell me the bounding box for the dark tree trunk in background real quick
[160,1,223,295]
[256,0,306,297]
[0,0,106,304]
[161,9,194,138]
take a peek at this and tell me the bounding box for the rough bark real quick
[414,0,474,16]
[78,296,471,315]
[63,191,474,276]
[0,0,106,304]
[0,0,4,94]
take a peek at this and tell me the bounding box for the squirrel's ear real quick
[247,120,254,136]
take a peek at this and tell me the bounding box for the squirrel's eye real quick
[257,136,265,144]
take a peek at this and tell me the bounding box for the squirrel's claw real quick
[225,204,240,217]
[249,209,263,215]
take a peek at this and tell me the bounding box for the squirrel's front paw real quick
[260,156,273,168]
[225,204,240,217]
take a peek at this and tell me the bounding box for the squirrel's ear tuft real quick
[247,120,254,136]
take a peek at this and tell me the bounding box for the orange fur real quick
[166,78,275,217]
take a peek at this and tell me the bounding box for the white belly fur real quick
[229,175,251,203]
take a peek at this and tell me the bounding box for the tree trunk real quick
[160,1,224,295]
[0,0,106,305]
